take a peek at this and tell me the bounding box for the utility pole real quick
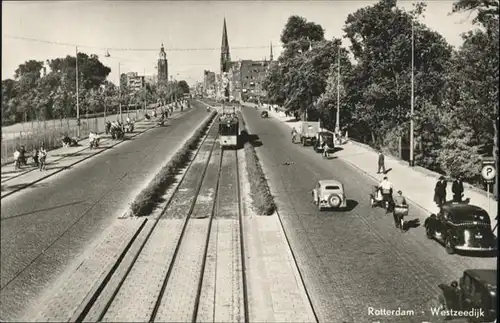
[335,43,341,135]
[143,68,146,113]
[119,62,122,122]
[76,46,80,137]
[409,18,415,167]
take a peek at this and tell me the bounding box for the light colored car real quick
[312,179,347,210]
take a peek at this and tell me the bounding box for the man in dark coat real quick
[452,176,464,202]
[434,176,447,206]
[377,151,386,174]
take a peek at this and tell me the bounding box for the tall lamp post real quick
[409,15,415,167]
[76,46,80,137]
[118,62,122,122]
[335,42,341,135]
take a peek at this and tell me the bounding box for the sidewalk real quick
[248,104,498,232]
[1,107,189,199]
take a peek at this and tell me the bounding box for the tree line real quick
[1,53,191,126]
[262,0,499,188]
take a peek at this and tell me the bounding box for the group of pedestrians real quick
[433,175,465,206]
[375,150,467,229]
[13,145,47,171]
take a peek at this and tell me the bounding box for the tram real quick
[219,106,239,148]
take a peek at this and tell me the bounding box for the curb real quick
[1,110,191,200]
[347,139,496,201]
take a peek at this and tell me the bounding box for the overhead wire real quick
[3,34,282,52]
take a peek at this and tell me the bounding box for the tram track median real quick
[129,111,217,217]
[238,112,276,215]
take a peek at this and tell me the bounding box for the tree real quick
[280,15,325,49]
[450,0,499,194]
[452,0,499,25]
[1,79,20,125]
[342,0,453,149]
[177,80,190,94]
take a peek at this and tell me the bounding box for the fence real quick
[1,120,95,165]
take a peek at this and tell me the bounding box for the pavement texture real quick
[0,102,210,321]
[237,148,316,323]
[252,103,498,232]
[241,105,497,323]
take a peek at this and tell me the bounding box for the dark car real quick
[437,269,497,322]
[424,202,497,254]
[313,132,335,152]
[260,111,268,118]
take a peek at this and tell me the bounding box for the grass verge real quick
[129,111,217,217]
[238,112,276,215]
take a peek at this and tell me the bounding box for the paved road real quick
[0,102,210,321]
[241,106,496,323]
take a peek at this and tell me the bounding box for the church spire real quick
[221,18,231,74]
[270,41,273,61]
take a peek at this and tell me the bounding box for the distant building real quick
[203,70,216,96]
[122,72,145,92]
[157,43,168,88]
[218,18,274,102]
[144,75,157,86]
[228,59,270,101]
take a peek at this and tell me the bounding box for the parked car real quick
[313,131,335,152]
[260,111,268,118]
[437,269,497,322]
[424,201,497,254]
[312,179,347,211]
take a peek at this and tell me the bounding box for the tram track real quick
[29,111,249,322]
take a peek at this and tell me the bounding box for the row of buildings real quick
[201,19,275,102]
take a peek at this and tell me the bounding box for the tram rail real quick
[29,112,249,323]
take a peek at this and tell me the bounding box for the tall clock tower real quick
[157,43,168,88]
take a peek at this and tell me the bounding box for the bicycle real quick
[394,204,409,232]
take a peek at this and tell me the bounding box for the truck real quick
[299,121,320,146]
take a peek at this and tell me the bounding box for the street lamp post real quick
[118,62,122,122]
[143,68,146,114]
[335,43,341,135]
[76,46,80,137]
[409,17,415,167]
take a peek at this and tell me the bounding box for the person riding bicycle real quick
[378,176,393,211]
[322,141,330,158]
[393,190,408,229]
[291,127,297,141]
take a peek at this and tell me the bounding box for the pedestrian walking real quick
[13,148,21,170]
[452,176,464,202]
[39,146,47,171]
[32,147,39,167]
[377,151,386,174]
[434,176,447,207]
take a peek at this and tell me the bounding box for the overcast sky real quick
[2,1,476,86]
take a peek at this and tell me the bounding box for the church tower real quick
[157,43,168,88]
[270,42,273,61]
[220,18,231,74]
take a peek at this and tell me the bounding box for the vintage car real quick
[424,201,497,254]
[260,111,268,118]
[312,131,335,152]
[312,179,347,210]
[437,269,497,322]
